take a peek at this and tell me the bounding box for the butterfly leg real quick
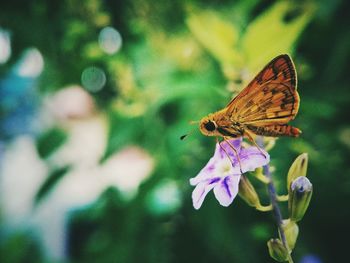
[217,138,233,163]
[244,130,268,159]
[217,138,242,172]
[220,137,243,173]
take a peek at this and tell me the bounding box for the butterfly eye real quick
[204,121,216,131]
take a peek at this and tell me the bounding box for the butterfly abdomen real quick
[286,125,301,137]
[245,124,301,137]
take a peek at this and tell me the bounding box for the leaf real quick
[241,2,315,74]
[36,127,68,159]
[186,10,243,66]
[100,111,144,163]
[34,165,71,205]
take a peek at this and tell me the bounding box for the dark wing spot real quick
[282,68,288,79]
[271,88,278,95]
[272,65,278,80]
[245,100,254,108]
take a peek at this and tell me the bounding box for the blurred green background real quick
[0,0,349,262]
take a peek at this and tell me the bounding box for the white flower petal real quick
[216,138,242,159]
[240,147,270,173]
[192,180,217,209]
[189,157,217,186]
[213,175,240,207]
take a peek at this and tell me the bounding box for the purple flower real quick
[190,138,270,209]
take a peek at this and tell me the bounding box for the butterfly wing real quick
[226,54,300,136]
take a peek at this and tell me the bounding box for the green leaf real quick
[242,2,315,73]
[36,127,68,159]
[186,10,243,66]
[35,165,71,205]
[100,111,144,163]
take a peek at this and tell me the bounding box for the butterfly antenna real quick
[180,120,199,140]
[189,120,200,125]
[180,134,188,140]
[180,129,196,140]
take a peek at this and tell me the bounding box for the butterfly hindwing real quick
[244,124,301,137]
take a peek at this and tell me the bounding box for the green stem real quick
[263,164,294,263]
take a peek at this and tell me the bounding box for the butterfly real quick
[197,54,301,157]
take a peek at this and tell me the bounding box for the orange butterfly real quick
[198,54,301,154]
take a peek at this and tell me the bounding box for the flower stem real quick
[263,164,294,263]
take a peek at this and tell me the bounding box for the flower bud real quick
[288,176,313,222]
[281,219,299,250]
[238,175,260,208]
[287,153,308,190]
[267,238,288,262]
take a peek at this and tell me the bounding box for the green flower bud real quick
[281,219,299,250]
[287,153,308,190]
[238,175,260,208]
[288,176,313,222]
[267,238,288,262]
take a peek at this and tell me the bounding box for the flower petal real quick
[189,156,218,186]
[213,175,241,207]
[216,138,242,159]
[228,138,243,151]
[239,147,270,173]
[192,179,218,209]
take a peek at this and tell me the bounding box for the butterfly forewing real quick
[225,54,300,135]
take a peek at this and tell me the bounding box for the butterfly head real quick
[199,116,218,136]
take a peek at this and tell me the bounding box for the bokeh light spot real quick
[146,180,182,216]
[81,66,106,92]
[300,254,323,263]
[98,26,122,54]
[0,28,11,64]
[17,48,44,77]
